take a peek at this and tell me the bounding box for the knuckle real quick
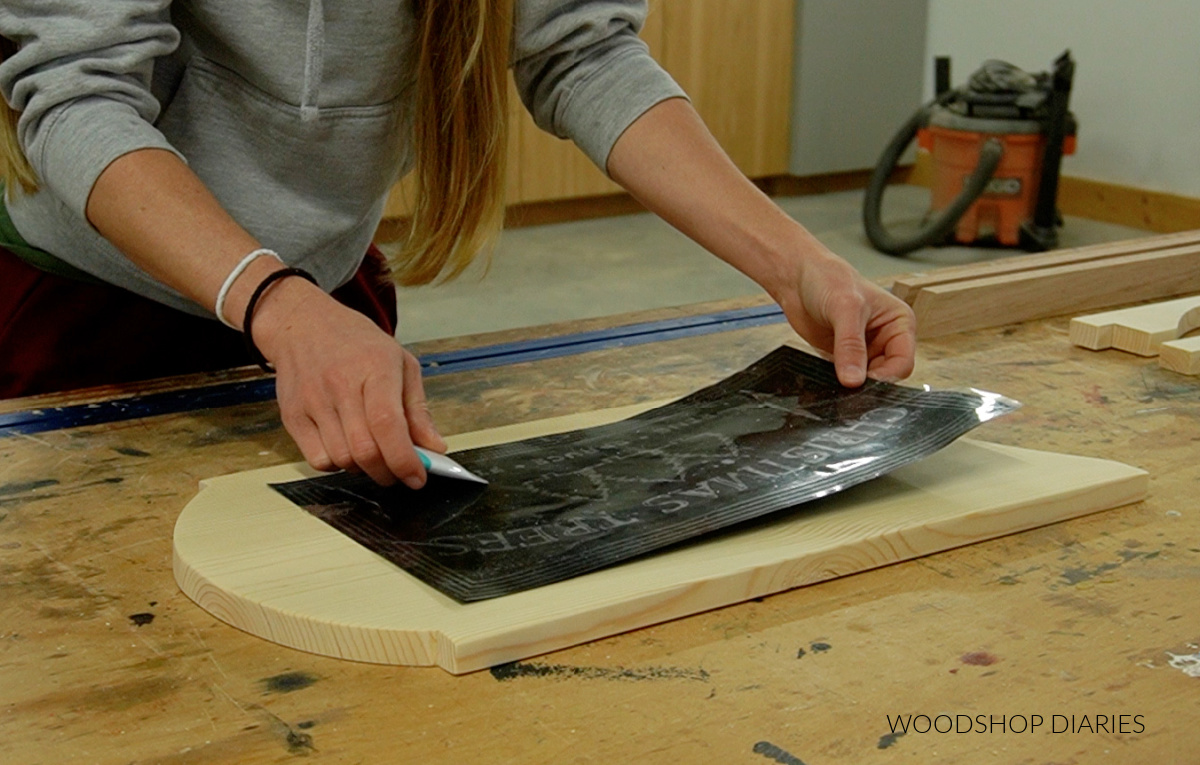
[327,446,355,470]
[367,406,401,431]
[826,290,867,316]
[348,435,382,465]
[307,453,335,472]
[320,366,354,393]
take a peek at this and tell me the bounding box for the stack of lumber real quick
[889,230,1200,338]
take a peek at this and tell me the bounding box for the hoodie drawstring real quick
[300,0,324,121]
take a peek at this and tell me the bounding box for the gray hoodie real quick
[0,1,683,315]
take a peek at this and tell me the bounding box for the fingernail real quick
[403,475,425,491]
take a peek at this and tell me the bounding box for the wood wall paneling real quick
[511,3,665,204]
[658,0,795,178]
[384,0,794,217]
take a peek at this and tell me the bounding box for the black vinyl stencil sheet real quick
[271,346,1017,602]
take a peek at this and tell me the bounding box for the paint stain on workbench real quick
[11,555,113,620]
[796,641,832,659]
[753,740,807,765]
[128,612,155,627]
[260,671,319,694]
[113,446,151,457]
[254,707,317,755]
[877,731,906,749]
[960,651,999,666]
[284,728,315,754]
[1044,592,1120,617]
[1059,549,1160,586]
[78,675,180,712]
[1166,651,1200,678]
[1083,385,1110,406]
[0,479,60,506]
[489,660,709,682]
[189,417,282,447]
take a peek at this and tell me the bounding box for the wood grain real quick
[909,244,1200,338]
[889,229,1200,302]
[1158,335,1200,375]
[6,297,1200,764]
[658,0,794,178]
[175,407,1147,674]
[1058,175,1200,234]
[1069,295,1200,356]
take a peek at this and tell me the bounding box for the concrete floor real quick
[388,185,1149,344]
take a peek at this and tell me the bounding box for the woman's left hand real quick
[607,98,916,387]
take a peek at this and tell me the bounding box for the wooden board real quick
[889,229,1200,302]
[1159,335,1200,375]
[174,403,1148,675]
[1069,295,1200,355]
[908,244,1200,338]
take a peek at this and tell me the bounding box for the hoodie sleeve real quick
[0,1,181,217]
[512,0,687,174]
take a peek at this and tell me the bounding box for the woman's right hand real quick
[85,149,442,486]
[249,274,446,488]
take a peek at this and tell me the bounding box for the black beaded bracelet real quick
[241,266,319,374]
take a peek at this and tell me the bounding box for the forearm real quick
[606,98,829,300]
[85,148,441,486]
[84,148,322,331]
[607,97,916,385]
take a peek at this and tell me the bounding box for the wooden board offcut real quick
[887,230,1200,339]
[1158,336,1200,375]
[908,245,1200,339]
[889,229,1200,302]
[174,404,1148,674]
[1069,295,1200,355]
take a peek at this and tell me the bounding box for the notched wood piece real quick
[1070,295,1200,356]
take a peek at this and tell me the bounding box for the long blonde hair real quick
[0,37,38,195]
[0,4,514,282]
[396,0,513,286]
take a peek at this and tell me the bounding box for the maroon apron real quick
[0,245,398,398]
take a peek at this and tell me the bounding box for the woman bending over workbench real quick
[0,0,915,487]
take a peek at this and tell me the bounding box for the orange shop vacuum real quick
[863,51,1077,255]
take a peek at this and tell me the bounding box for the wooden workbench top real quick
[2,296,1197,764]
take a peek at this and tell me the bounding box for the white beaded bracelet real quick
[214,248,279,329]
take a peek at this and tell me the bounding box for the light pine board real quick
[1159,335,1200,375]
[909,244,1200,338]
[1069,295,1200,356]
[174,404,1148,674]
[889,228,1200,302]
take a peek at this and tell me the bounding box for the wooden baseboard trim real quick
[759,167,913,197]
[376,163,1200,242]
[1058,176,1200,234]
[503,193,649,229]
[903,151,1199,234]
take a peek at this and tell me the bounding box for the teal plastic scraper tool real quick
[415,446,488,484]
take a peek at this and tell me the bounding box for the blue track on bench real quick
[0,304,786,437]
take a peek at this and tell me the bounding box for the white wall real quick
[790,0,927,176]
[926,0,1200,198]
